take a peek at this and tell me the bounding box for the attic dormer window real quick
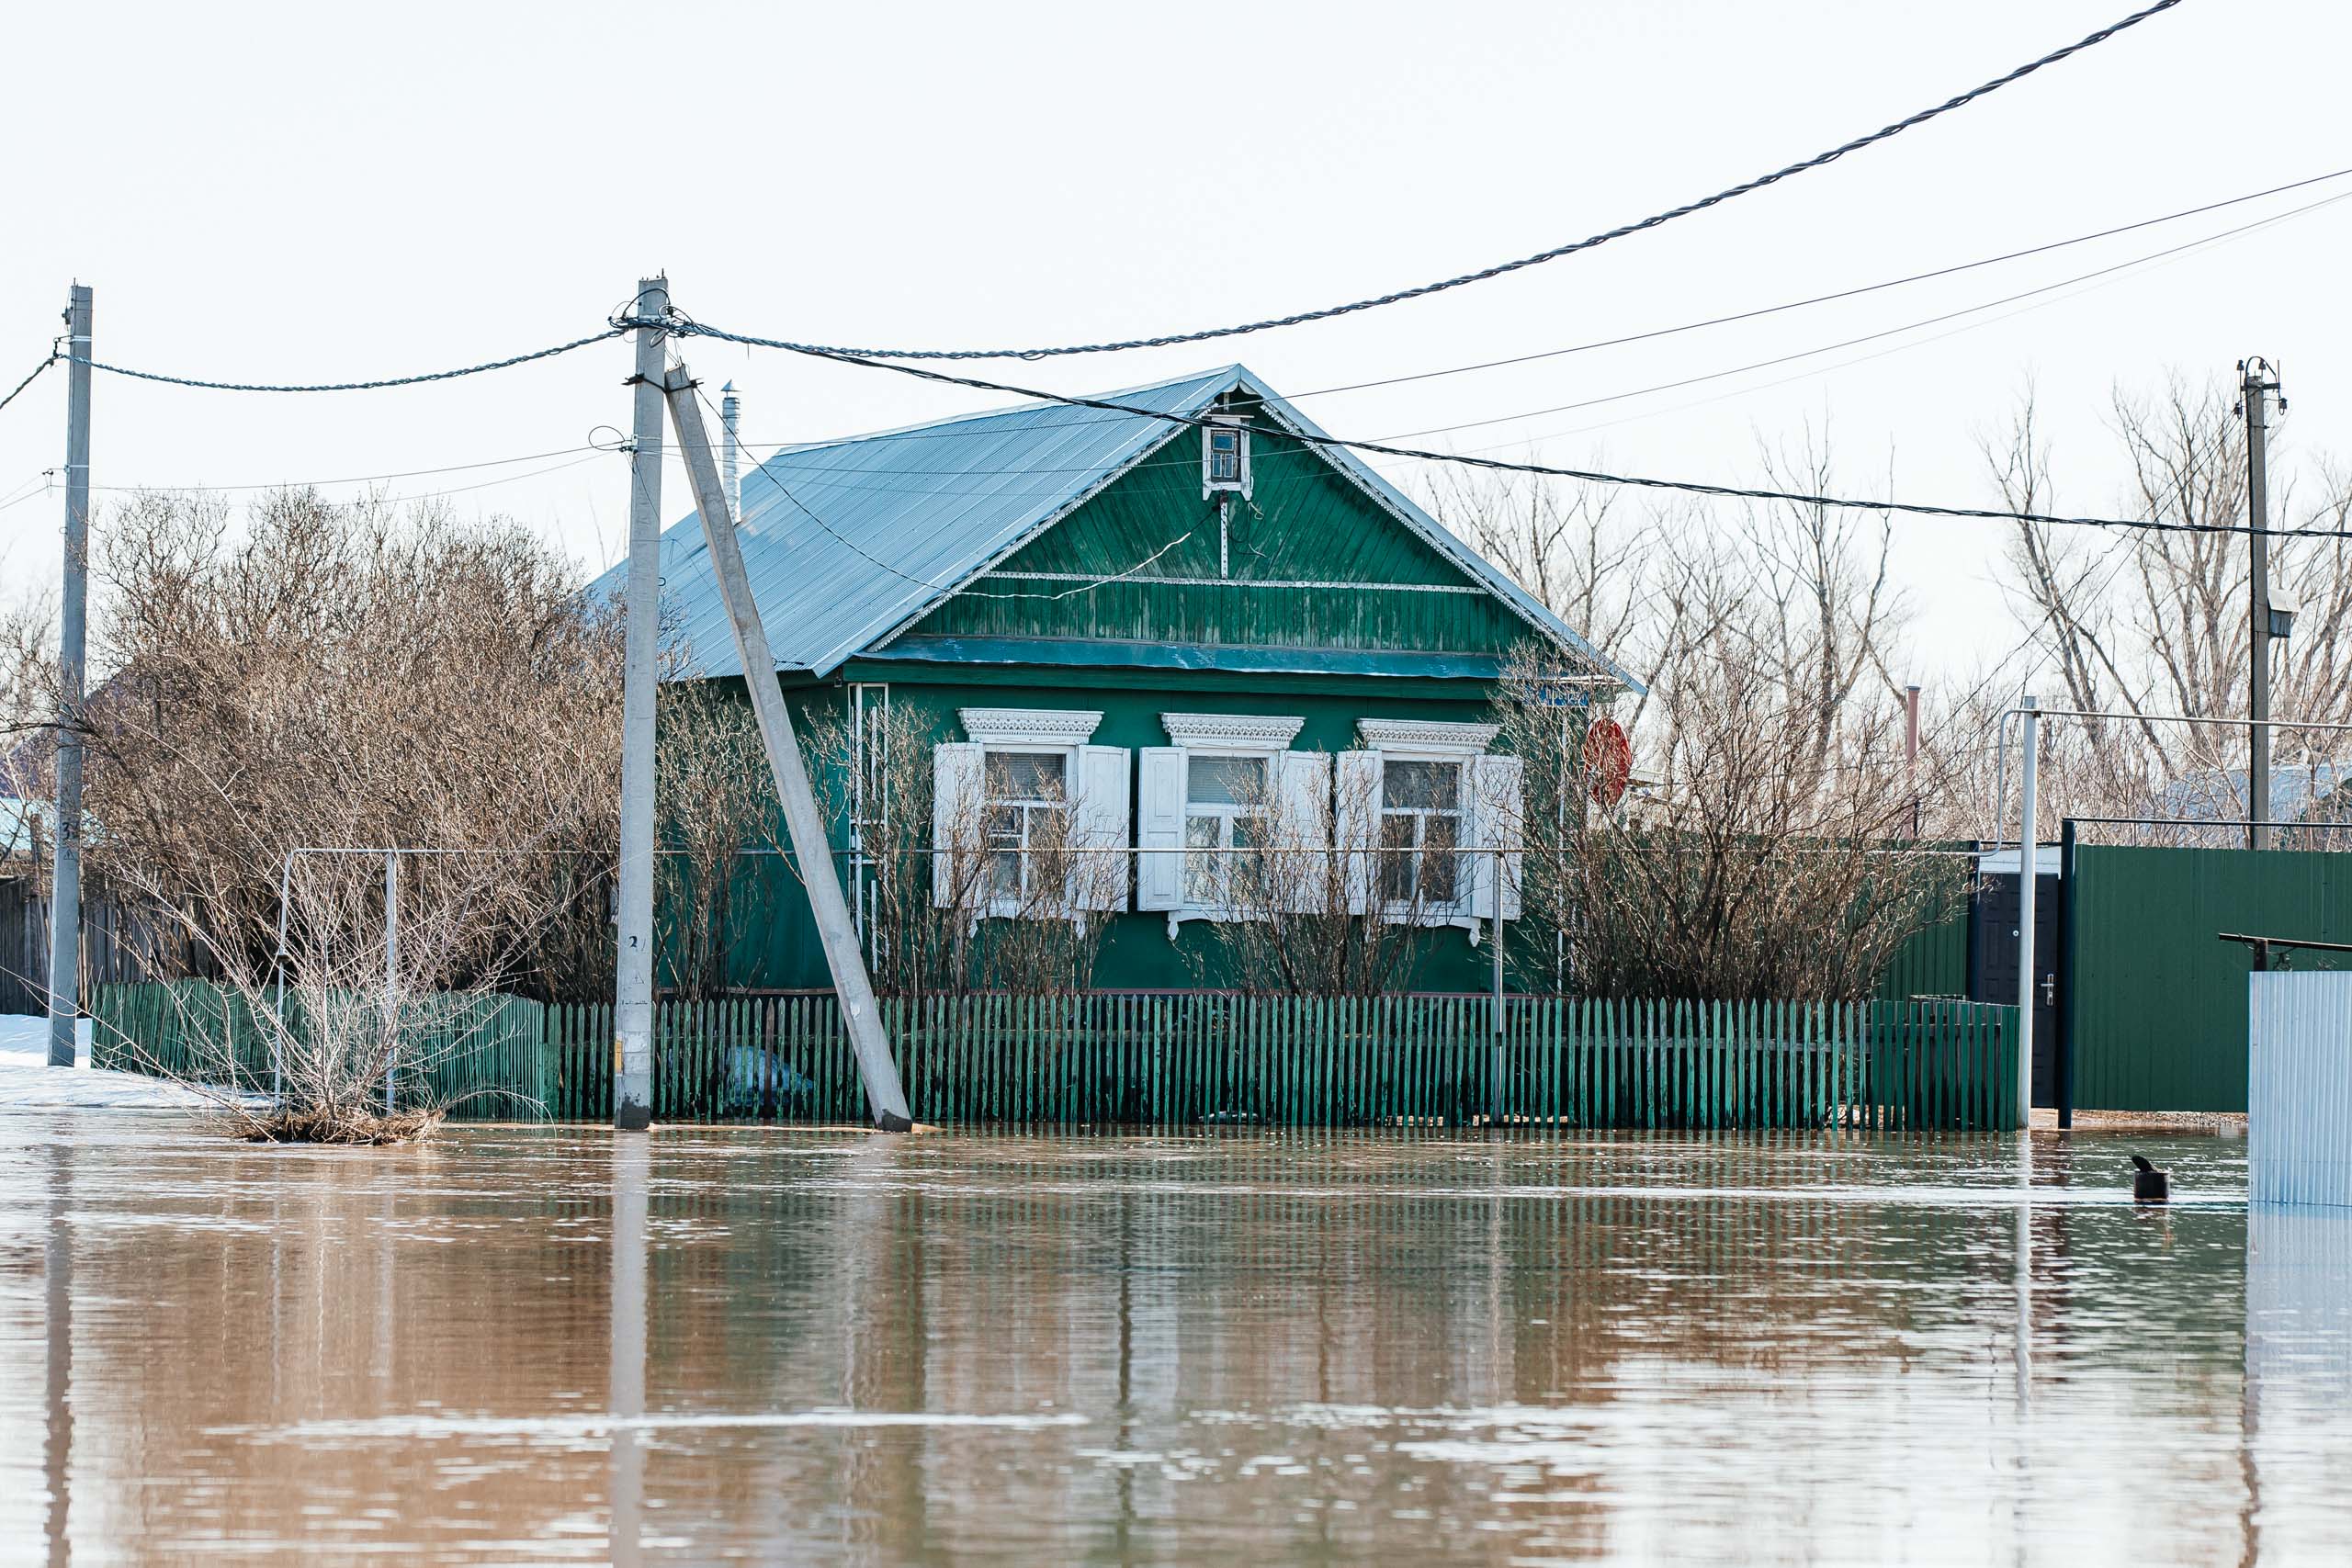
[1203,418,1251,500]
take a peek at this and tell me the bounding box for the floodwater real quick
[2,1116,2348,1567]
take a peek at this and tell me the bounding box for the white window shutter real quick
[1136,747,1186,912]
[1072,744,1132,912]
[1470,754,1525,922]
[1273,750,1332,912]
[1334,750,1382,916]
[931,742,985,909]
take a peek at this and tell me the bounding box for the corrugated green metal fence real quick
[2067,842,2352,1113]
[96,984,2015,1131]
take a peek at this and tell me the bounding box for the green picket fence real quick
[91,980,548,1119]
[91,985,2016,1132]
[518,992,2017,1130]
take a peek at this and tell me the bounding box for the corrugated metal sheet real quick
[2250,972,2352,1207]
[597,364,1631,685]
[2068,844,2352,1113]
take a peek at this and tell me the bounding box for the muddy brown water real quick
[3,1113,2347,1565]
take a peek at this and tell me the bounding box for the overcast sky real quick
[4,0,2347,697]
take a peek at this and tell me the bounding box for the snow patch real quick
[0,1013,230,1111]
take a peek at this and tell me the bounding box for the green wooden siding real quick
[2067,843,2352,1113]
[704,676,1517,994]
[905,425,1529,655]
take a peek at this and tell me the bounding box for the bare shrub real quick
[103,857,549,1141]
[1495,643,1962,1001]
[1192,754,1451,997]
[801,700,1116,996]
[654,682,781,998]
[79,489,624,1002]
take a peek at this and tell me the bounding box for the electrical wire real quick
[64,328,624,394]
[0,354,55,417]
[1476,187,2349,466]
[685,167,2352,473]
[684,379,1193,602]
[87,445,605,495]
[1375,187,2352,446]
[1291,164,2352,400]
[684,330,2350,540]
[631,0,2188,361]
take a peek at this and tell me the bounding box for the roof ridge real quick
[754,363,1249,458]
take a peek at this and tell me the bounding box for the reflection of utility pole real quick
[608,1138,648,1568]
[2240,358,2283,852]
[45,1143,74,1568]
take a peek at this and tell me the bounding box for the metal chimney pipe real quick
[720,381,741,522]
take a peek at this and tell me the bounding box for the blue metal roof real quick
[609,363,1634,688]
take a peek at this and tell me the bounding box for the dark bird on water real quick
[2131,1153,2169,1204]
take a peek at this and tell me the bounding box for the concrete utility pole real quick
[2241,357,2282,852]
[2015,694,2040,1126]
[660,366,914,1130]
[46,285,92,1069]
[613,277,668,1132]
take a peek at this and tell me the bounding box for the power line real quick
[1293,164,2352,400]
[636,0,2188,362]
[88,445,604,494]
[683,379,1195,604]
[64,328,624,394]
[1375,187,2352,446]
[687,331,2351,540]
[1391,190,2345,465]
[0,354,55,417]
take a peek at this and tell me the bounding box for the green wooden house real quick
[613,365,1634,992]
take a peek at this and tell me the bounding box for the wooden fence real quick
[0,876,217,1015]
[94,984,2017,1131]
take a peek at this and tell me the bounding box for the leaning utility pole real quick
[612,277,668,1131]
[2241,357,2281,852]
[45,286,92,1069]
[660,365,914,1130]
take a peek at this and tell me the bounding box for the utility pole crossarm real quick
[659,367,914,1130]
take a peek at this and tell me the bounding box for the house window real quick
[1182,753,1267,907]
[1203,421,1251,498]
[934,707,1128,920]
[983,750,1069,902]
[1377,759,1463,907]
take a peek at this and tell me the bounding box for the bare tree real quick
[1982,374,2352,835]
[1494,643,1961,1001]
[80,489,626,1000]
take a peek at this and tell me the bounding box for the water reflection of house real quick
[2144,764,2352,849]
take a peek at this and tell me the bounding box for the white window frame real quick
[1201,416,1253,501]
[1152,712,1303,934]
[958,707,1102,920]
[1356,719,1499,931]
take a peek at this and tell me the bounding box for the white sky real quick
[4,0,2348,696]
